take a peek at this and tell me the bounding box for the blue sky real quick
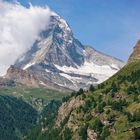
[7,0,140,61]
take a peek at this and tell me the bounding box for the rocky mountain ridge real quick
[128,40,140,63]
[5,65,70,92]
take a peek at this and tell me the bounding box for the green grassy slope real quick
[26,61,140,140]
[0,87,70,110]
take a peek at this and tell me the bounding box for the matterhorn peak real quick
[13,10,125,90]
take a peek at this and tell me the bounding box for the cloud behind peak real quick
[0,0,52,75]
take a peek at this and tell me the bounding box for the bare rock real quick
[87,128,97,140]
[55,96,84,127]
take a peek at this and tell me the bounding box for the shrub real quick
[63,128,72,140]
[89,118,103,134]
[100,126,110,140]
[79,126,87,140]
[89,85,95,92]
[76,88,84,96]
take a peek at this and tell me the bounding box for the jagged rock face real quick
[55,96,85,127]
[14,13,125,90]
[0,77,16,87]
[84,45,123,66]
[5,65,41,88]
[5,66,70,92]
[15,14,84,68]
[128,40,140,63]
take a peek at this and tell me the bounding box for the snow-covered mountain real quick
[14,12,125,90]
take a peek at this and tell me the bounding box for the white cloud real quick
[0,0,52,76]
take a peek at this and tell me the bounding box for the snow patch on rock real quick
[55,62,119,84]
[23,62,35,70]
[55,61,118,76]
[60,73,82,84]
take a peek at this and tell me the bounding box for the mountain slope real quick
[26,40,140,140]
[14,13,125,90]
[128,40,140,63]
[5,65,71,92]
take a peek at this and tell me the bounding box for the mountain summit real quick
[14,12,125,90]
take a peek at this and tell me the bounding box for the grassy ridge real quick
[0,87,70,110]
